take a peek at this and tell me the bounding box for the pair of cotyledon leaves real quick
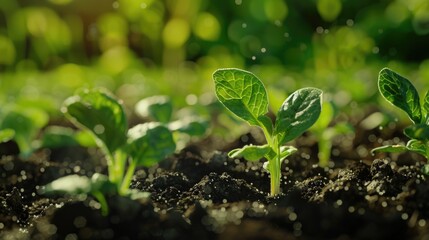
[62,89,176,167]
[213,68,323,161]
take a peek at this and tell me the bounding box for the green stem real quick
[119,159,137,195]
[107,150,127,192]
[92,191,109,216]
[269,155,281,196]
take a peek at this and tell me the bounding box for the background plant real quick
[213,68,322,196]
[42,88,176,215]
[310,101,354,167]
[372,68,429,173]
[135,95,209,150]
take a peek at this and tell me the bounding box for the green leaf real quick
[404,124,429,141]
[378,68,422,124]
[279,145,297,160]
[423,90,429,124]
[274,88,323,145]
[0,129,15,143]
[168,117,208,136]
[406,139,428,156]
[62,89,128,155]
[41,173,116,196]
[228,144,271,161]
[213,68,269,126]
[135,95,173,123]
[371,145,408,155]
[41,174,92,195]
[126,123,176,167]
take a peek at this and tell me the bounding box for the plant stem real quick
[92,191,109,216]
[269,156,281,196]
[120,160,137,195]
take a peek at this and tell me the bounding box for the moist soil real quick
[2,121,429,240]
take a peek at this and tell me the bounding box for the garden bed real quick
[2,122,429,240]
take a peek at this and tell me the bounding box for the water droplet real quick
[261,48,266,53]
[141,3,147,9]
[94,124,105,134]
[242,23,247,28]
[316,26,324,34]
[112,1,119,9]
[251,56,256,60]
[372,47,379,54]
[346,19,354,26]
[235,0,242,5]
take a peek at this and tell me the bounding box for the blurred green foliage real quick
[0,0,428,132]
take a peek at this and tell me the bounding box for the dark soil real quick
[2,122,429,240]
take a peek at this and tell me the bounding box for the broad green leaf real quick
[424,90,429,124]
[135,95,173,123]
[378,68,422,124]
[0,129,14,143]
[274,88,323,145]
[168,117,208,136]
[404,124,429,141]
[213,68,269,126]
[63,89,127,155]
[406,139,428,156]
[126,123,176,167]
[371,145,408,155]
[228,144,271,161]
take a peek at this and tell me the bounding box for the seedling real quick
[41,89,176,215]
[135,95,208,150]
[310,101,354,167]
[213,68,322,196]
[0,106,49,157]
[372,68,429,173]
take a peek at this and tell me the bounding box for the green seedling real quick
[372,68,429,173]
[0,106,49,157]
[310,101,354,167]
[213,68,322,196]
[135,95,208,149]
[41,89,176,215]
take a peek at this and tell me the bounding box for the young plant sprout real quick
[41,89,176,215]
[0,106,49,157]
[310,101,354,167]
[135,95,208,149]
[213,68,322,196]
[372,68,429,173]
